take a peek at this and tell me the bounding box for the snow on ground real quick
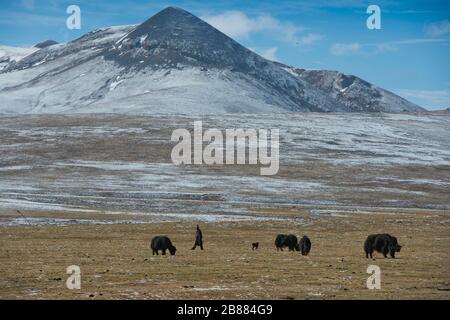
[0,113,448,225]
[208,113,450,166]
[0,217,147,227]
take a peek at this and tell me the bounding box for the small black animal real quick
[252,242,259,250]
[275,234,300,252]
[151,236,177,256]
[299,236,311,256]
[364,234,402,259]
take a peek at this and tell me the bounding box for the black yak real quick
[275,234,300,252]
[299,236,311,256]
[151,236,177,256]
[364,234,402,259]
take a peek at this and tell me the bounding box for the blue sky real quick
[0,0,449,110]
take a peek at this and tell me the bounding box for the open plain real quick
[0,113,449,299]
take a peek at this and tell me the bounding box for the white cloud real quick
[395,89,450,110]
[331,42,398,56]
[330,43,362,55]
[393,38,450,45]
[330,37,449,56]
[202,11,320,46]
[202,11,256,39]
[259,47,278,61]
[374,43,397,53]
[0,12,64,27]
[425,20,450,38]
[297,33,323,46]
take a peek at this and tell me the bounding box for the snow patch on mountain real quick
[0,45,38,71]
[0,7,425,114]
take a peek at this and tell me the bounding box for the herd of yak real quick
[151,225,402,259]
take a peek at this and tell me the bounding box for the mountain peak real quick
[34,40,58,49]
[159,6,191,14]
[125,6,207,40]
[107,6,262,71]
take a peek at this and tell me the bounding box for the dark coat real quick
[275,234,300,252]
[364,234,402,258]
[151,236,177,255]
[194,227,203,245]
[299,236,311,256]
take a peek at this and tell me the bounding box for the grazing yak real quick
[299,236,312,256]
[252,242,259,250]
[151,236,177,256]
[364,234,402,259]
[275,234,300,252]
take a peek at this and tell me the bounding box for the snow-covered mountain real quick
[34,40,59,49]
[282,67,424,113]
[0,45,38,72]
[0,7,424,114]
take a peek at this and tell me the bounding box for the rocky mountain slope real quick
[0,45,38,72]
[0,7,424,114]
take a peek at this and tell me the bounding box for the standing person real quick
[191,225,204,250]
